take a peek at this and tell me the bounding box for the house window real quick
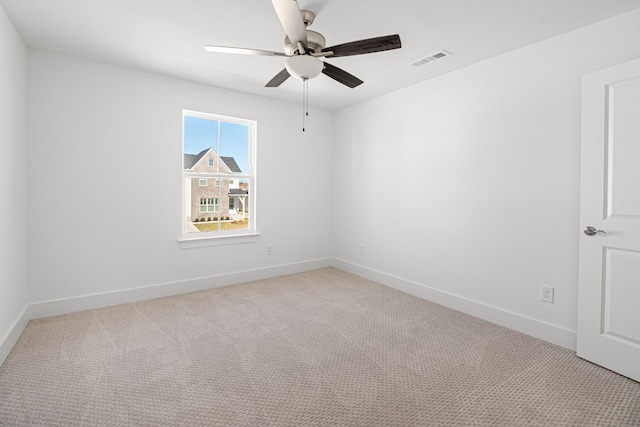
[182,110,256,245]
[199,198,219,213]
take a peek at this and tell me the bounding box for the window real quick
[199,197,219,213]
[182,110,256,245]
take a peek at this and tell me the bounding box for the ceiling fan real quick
[204,0,402,89]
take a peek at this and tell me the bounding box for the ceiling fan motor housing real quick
[284,30,326,56]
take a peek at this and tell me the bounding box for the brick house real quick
[184,148,248,222]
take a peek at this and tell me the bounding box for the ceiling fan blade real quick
[271,0,308,48]
[322,34,401,58]
[322,62,363,88]
[204,45,286,57]
[265,68,291,87]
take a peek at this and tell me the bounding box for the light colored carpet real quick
[1,268,639,426]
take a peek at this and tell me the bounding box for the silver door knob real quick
[584,226,606,236]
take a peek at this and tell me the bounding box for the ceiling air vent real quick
[411,50,452,67]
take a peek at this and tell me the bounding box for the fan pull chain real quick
[302,78,309,132]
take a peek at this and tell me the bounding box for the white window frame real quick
[180,110,258,248]
[199,179,207,187]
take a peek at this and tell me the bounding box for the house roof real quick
[184,148,241,173]
[183,150,206,170]
[220,156,241,173]
[229,189,248,195]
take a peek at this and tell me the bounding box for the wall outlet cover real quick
[540,285,554,303]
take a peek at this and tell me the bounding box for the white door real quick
[577,58,640,382]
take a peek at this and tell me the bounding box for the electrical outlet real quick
[359,244,365,255]
[267,245,273,255]
[540,285,554,303]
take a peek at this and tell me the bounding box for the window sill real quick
[178,233,260,249]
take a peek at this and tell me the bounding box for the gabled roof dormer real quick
[184,148,241,173]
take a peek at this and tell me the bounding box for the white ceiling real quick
[2,0,640,111]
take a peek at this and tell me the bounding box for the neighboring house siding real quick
[190,177,230,221]
[185,148,244,222]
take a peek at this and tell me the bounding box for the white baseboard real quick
[0,305,31,367]
[2,256,575,368]
[30,258,333,319]
[331,258,577,351]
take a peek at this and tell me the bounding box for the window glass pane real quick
[183,116,220,173]
[185,178,250,233]
[219,122,250,176]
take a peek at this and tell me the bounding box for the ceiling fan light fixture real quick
[285,55,323,80]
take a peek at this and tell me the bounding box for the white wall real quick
[10,6,640,356]
[27,51,333,306]
[332,9,640,347]
[0,4,29,359]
